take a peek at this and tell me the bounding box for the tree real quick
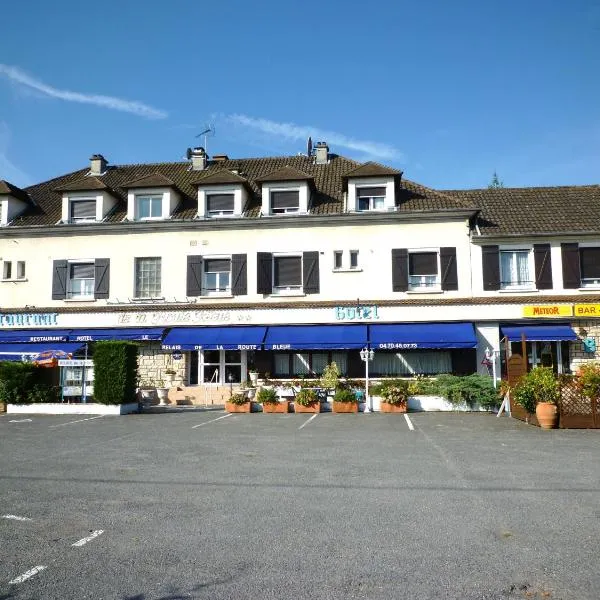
[488,171,504,189]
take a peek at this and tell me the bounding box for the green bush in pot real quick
[512,367,559,413]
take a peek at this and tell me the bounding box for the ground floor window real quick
[371,351,452,376]
[503,340,570,375]
[188,350,246,385]
[273,351,348,377]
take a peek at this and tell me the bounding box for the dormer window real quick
[271,190,300,214]
[357,187,386,211]
[69,198,97,223]
[135,194,163,220]
[206,193,235,217]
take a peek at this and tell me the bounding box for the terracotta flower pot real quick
[263,401,290,414]
[535,402,558,429]
[332,401,358,413]
[294,402,320,413]
[380,401,407,413]
[225,401,251,413]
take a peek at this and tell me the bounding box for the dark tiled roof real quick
[193,170,249,186]
[0,179,32,204]
[54,176,109,192]
[255,165,314,182]
[122,173,175,188]
[444,185,600,236]
[9,155,473,227]
[343,161,402,178]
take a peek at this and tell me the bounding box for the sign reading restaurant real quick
[0,312,59,327]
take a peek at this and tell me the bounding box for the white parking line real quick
[49,416,105,428]
[191,413,231,429]
[298,414,318,430]
[2,515,32,521]
[72,530,104,547]
[9,565,47,584]
[404,414,415,431]
[9,419,32,423]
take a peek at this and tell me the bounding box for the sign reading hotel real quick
[574,304,600,317]
[523,305,573,318]
[334,305,380,320]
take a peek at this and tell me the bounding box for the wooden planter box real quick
[380,402,407,413]
[225,401,252,413]
[294,402,320,414]
[263,401,290,414]
[333,401,358,413]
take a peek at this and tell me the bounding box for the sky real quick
[0,0,598,190]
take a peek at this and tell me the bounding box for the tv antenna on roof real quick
[195,124,216,154]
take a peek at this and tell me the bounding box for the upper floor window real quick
[357,186,386,211]
[203,258,231,294]
[393,247,458,292]
[69,198,96,223]
[68,262,95,299]
[135,257,162,298]
[484,244,552,291]
[257,251,319,295]
[333,250,360,271]
[206,193,234,217]
[135,195,162,220]
[271,190,300,214]
[2,260,25,280]
[273,255,302,292]
[579,247,600,287]
[409,251,440,290]
[500,249,533,289]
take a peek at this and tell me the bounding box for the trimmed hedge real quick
[0,362,59,404]
[93,341,138,405]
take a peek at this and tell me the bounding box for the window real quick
[357,186,386,211]
[67,262,95,299]
[500,249,532,289]
[206,193,234,217]
[69,198,96,223]
[579,247,600,287]
[409,251,439,289]
[3,261,11,280]
[273,351,347,377]
[350,250,359,269]
[333,251,343,270]
[271,190,300,214]
[196,349,242,384]
[203,258,231,295]
[372,351,451,376]
[16,261,25,279]
[273,255,302,291]
[135,257,162,298]
[135,195,162,220]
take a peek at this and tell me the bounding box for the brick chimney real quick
[314,142,329,165]
[89,154,108,175]
[191,147,208,171]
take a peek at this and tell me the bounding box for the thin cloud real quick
[0,122,31,187]
[0,64,167,120]
[226,114,403,161]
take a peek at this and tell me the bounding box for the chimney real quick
[314,142,329,165]
[89,154,108,176]
[212,154,229,162]
[191,147,208,171]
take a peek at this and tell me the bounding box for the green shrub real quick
[257,387,279,404]
[0,362,57,404]
[93,342,138,405]
[27,384,60,404]
[574,362,600,400]
[228,393,249,405]
[333,387,357,403]
[512,367,559,413]
[295,388,318,406]
[428,374,500,409]
[320,362,340,390]
[381,380,410,406]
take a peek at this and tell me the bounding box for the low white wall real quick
[7,403,138,415]
[370,395,490,412]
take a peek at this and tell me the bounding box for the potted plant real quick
[225,392,252,413]
[154,379,170,405]
[138,380,157,405]
[574,361,600,401]
[380,380,409,413]
[294,388,320,413]
[258,386,288,413]
[164,368,177,385]
[320,362,340,395]
[248,369,259,387]
[332,387,358,413]
[512,367,560,429]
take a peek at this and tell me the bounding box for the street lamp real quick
[360,347,375,413]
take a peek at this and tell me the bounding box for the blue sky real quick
[0,0,598,190]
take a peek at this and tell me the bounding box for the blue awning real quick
[0,342,84,361]
[263,325,368,350]
[69,327,165,342]
[369,322,477,349]
[501,325,578,342]
[162,326,267,350]
[0,329,72,343]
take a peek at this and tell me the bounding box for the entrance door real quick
[189,350,246,385]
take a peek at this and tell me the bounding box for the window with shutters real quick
[270,190,300,214]
[203,257,231,295]
[69,198,97,223]
[356,186,386,211]
[67,262,95,299]
[579,247,600,287]
[206,193,234,217]
[408,251,440,290]
[135,195,163,220]
[273,255,302,293]
[499,249,534,290]
[135,257,162,298]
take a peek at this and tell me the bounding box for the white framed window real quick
[273,254,302,292]
[16,261,25,280]
[2,261,11,280]
[333,251,343,270]
[270,190,300,214]
[206,193,234,217]
[203,258,231,295]
[135,195,163,220]
[350,250,359,269]
[135,257,162,298]
[500,249,533,290]
[69,198,97,223]
[408,251,440,290]
[67,262,95,299]
[579,247,600,287]
[200,349,243,384]
[357,186,386,211]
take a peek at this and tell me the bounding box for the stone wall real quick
[570,319,600,371]
[138,342,187,388]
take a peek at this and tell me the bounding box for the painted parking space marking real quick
[48,415,105,428]
[9,419,32,423]
[192,413,231,429]
[71,529,104,547]
[2,514,32,521]
[298,414,318,430]
[9,565,47,584]
[404,414,415,430]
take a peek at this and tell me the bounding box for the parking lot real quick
[0,410,598,600]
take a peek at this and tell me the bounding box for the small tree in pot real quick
[332,387,358,413]
[380,380,409,413]
[258,386,288,413]
[294,388,320,413]
[225,392,252,413]
[512,367,560,429]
